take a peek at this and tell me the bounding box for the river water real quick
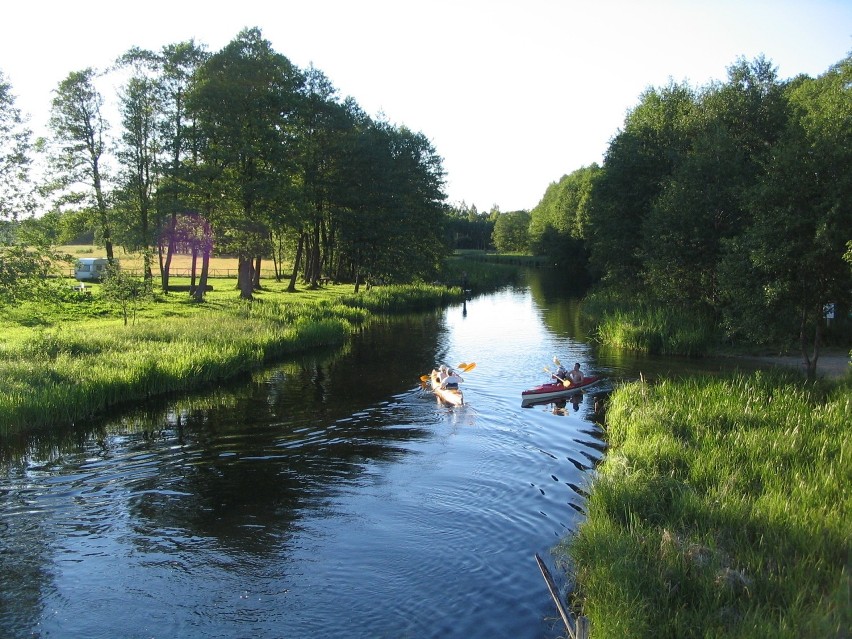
[0,270,766,639]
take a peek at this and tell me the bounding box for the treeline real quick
[0,27,448,301]
[525,54,851,369]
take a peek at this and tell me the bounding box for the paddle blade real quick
[420,374,430,382]
[553,356,561,366]
[459,362,476,372]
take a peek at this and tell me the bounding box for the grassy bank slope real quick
[559,372,851,638]
[0,282,463,435]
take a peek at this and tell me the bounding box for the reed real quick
[338,283,464,312]
[559,371,851,638]
[594,306,715,356]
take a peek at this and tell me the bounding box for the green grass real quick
[557,371,851,638]
[0,278,465,435]
[594,306,716,356]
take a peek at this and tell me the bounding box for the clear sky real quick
[2,0,850,212]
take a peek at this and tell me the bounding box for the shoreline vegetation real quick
[0,256,519,438]
[557,371,851,638]
[0,279,467,436]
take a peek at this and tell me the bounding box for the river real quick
[0,270,767,639]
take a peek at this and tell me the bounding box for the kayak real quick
[431,371,464,406]
[521,375,603,404]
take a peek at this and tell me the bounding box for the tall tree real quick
[47,68,114,261]
[115,74,160,281]
[115,41,209,293]
[492,210,531,253]
[0,71,35,221]
[720,55,852,376]
[529,164,598,272]
[640,56,789,309]
[586,81,697,290]
[188,27,302,300]
[291,65,349,289]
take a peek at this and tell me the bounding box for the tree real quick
[640,57,787,310]
[720,55,852,376]
[0,71,35,220]
[334,118,448,290]
[188,28,303,300]
[586,81,697,290]
[47,68,114,261]
[114,74,161,282]
[529,164,598,272]
[100,263,153,326]
[115,41,210,294]
[491,210,531,253]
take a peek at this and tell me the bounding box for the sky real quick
[2,0,850,212]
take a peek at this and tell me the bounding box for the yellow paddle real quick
[421,362,476,383]
[544,365,572,387]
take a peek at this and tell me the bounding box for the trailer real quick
[74,257,114,281]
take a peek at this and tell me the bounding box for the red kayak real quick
[521,376,603,404]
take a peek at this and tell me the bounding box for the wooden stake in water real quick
[534,553,589,639]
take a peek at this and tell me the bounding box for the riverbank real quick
[557,370,851,638]
[0,281,464,436]
[736,349,850,380]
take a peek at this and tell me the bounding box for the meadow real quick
[0,269,464,436]
[559,371,851,638]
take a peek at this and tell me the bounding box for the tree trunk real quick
[161,213,177,293]
[309,219,321,288]
[238,257,254,300]
[287,232,305,293]
[193,246,210,303]
[800,302,822,379]
[253,256,262,290]
[190,246,198,295]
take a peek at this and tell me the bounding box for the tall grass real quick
[558,371,851,638]
[338,282,464,312]
[594,307,716,356]
[0,283,457,435]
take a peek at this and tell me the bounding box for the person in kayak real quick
[567,363,583,385]
[441,368,464,389]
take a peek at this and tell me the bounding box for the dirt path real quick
[744,350,850,380]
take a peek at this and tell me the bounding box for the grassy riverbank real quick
[0,280,464,436]
[558,371,851,638]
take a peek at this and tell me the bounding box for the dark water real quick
[0,271,769,639]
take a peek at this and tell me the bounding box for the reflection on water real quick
[1,271,773,639]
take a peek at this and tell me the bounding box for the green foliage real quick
[578,54,851,355]
[718,55,852,354]
[560,373,851,638]
[0,244,72,303]
[99,263,153,325]
[445,203,494,250]
[594,305,716,356]
[529,164,598,273]
[587,80,698,289]
[491,209,531,253]
[0,281,463,435]
[0,71,35,219]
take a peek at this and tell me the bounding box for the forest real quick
[0,27,448,301]
[1,31,850,366]
[523,53,851,371]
